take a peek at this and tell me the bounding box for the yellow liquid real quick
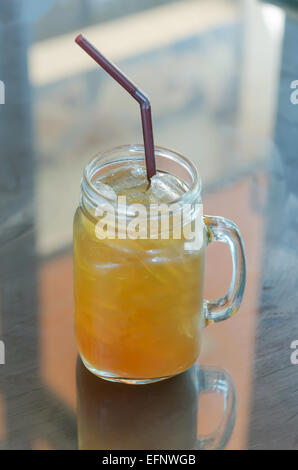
[74,168,206,379]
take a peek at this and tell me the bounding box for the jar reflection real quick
[76,358,237,450]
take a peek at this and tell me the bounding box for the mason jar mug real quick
[73,145,246,384]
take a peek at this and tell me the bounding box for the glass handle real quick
[196,366,237,450]
[204,215,246,325]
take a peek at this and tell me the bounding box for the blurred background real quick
[1,0,281,256]
[0,0,297,450]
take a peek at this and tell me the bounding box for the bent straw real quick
[75,34,156,181]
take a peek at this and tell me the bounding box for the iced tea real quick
[74,160,206,381]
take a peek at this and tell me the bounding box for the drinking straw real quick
[75,34,156,181]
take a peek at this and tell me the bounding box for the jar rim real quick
[82,144,201,208]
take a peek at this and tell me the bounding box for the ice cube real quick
[131,165,147,178]
[112,165,147,192]
[148,173,186,203]
[94,180,117,201]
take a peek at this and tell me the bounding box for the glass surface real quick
[0,0,297,450]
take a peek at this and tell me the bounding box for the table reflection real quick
[76,359,237,450]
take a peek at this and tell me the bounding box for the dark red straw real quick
[75,34,156,181]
